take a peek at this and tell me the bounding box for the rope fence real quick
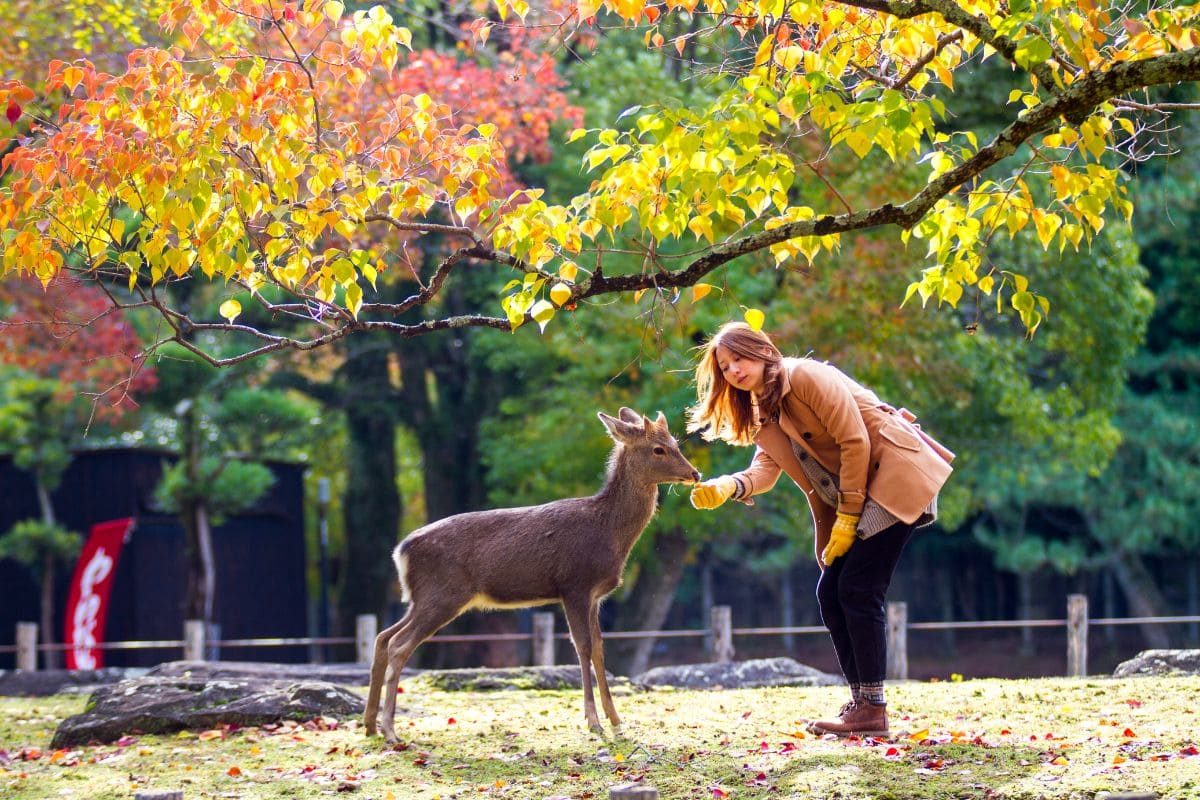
[4,594,1199,678]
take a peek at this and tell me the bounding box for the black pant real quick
[815,520,915,685]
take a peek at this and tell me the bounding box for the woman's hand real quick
[820,512,860,564]
[690,475,739,510]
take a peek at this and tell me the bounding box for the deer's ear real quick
[598,411,638,441]
[653,411,669,431]
[618,407,641,424]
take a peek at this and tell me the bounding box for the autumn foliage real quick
[0,0,1198,360]
[0,277,156,417]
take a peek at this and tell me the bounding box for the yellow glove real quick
[820,512,861,565]
[690,475,739,510]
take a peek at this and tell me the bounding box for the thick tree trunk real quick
[1018,571,1036,656]
[36,481,61,667]
[1110,553,1172,649]
[182,500,216,633]
[337,340,401,640]
[609,526,693,676]
[40,555,57,669]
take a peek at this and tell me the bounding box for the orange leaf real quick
[198,730,223,741]
[644,5,660,22]
[227,766,242,776]
[908,728,929,741]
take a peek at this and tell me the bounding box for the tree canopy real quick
[0,0,1196,366]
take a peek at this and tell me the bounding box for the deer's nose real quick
[690,469,702,482]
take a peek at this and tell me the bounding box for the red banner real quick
[63,518,134,670]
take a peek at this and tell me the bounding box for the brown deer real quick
[363,408,701,740]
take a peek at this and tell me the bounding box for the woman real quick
[687,321,955,737]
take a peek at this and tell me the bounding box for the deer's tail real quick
[392,542,411,604]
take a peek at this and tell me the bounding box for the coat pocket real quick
[879,418,922,452]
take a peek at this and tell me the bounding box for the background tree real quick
[0,275,153,665]
[144,343,322,633]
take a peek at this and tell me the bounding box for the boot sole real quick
[807,725,890,738]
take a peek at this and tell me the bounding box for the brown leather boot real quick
[807,700,889,738]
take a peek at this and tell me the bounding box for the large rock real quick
[1113,649,1200,678]
[51,676,366,748]
[0,668,141,697]
[634,657,843,690]
[148,660,380,686]
[413,665,628,692]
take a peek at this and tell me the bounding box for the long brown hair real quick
[687,322,784,446]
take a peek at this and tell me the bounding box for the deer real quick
[362,408,702,741]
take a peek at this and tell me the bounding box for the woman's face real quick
[714,344,766,395]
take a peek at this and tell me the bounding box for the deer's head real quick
[598,407,701,486]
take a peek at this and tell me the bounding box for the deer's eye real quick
[653,446,666,455]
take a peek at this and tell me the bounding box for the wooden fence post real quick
[886,601,908,681]
[356,614,378,664]
[710,605,734,663]
[183,620,206,661]
[531,612,555,667]
[609,783,658,798]
[1067,593,1088,678]
[16,622,38,671]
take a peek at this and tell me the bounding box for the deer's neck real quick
[594,446,659,556]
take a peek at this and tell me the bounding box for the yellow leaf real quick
[324,0,345,22]
[346,282,363,318]
[844,131,872,159]
[219,299,242,323]
[692,283,714,302]
[558,261,579,281]
[63,66,84,93]
[909,728,929,741]
[744,307,765,331]
[550,282,572,306]
[530,299,555,332]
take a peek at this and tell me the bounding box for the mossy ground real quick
[2,675,1198,799]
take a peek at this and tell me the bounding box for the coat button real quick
[799,451,808,461]
[874,462,880,470]
[820,478,831,487]
[802,432,812,440]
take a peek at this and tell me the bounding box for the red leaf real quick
[1123,728,1136,738]
[447,717,456,725]
[1125,699,1143,708]
[1181,746,1199,757]
[227,766,242,776]
[5,101,21,124]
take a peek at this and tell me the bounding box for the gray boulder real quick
[147,660,381,686]
[414,665,628,692]
[51,676,365,748]
[0,668,141,697]
[1113,649,1200,678]
[634,657,843,690]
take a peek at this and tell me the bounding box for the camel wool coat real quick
[733,358,955,555]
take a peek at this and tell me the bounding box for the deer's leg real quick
[562,594,603,733]
[364,611,414,735]
[588,598,621,728]
[379,594,470,743]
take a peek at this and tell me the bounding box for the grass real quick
[2,675,1199,799]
